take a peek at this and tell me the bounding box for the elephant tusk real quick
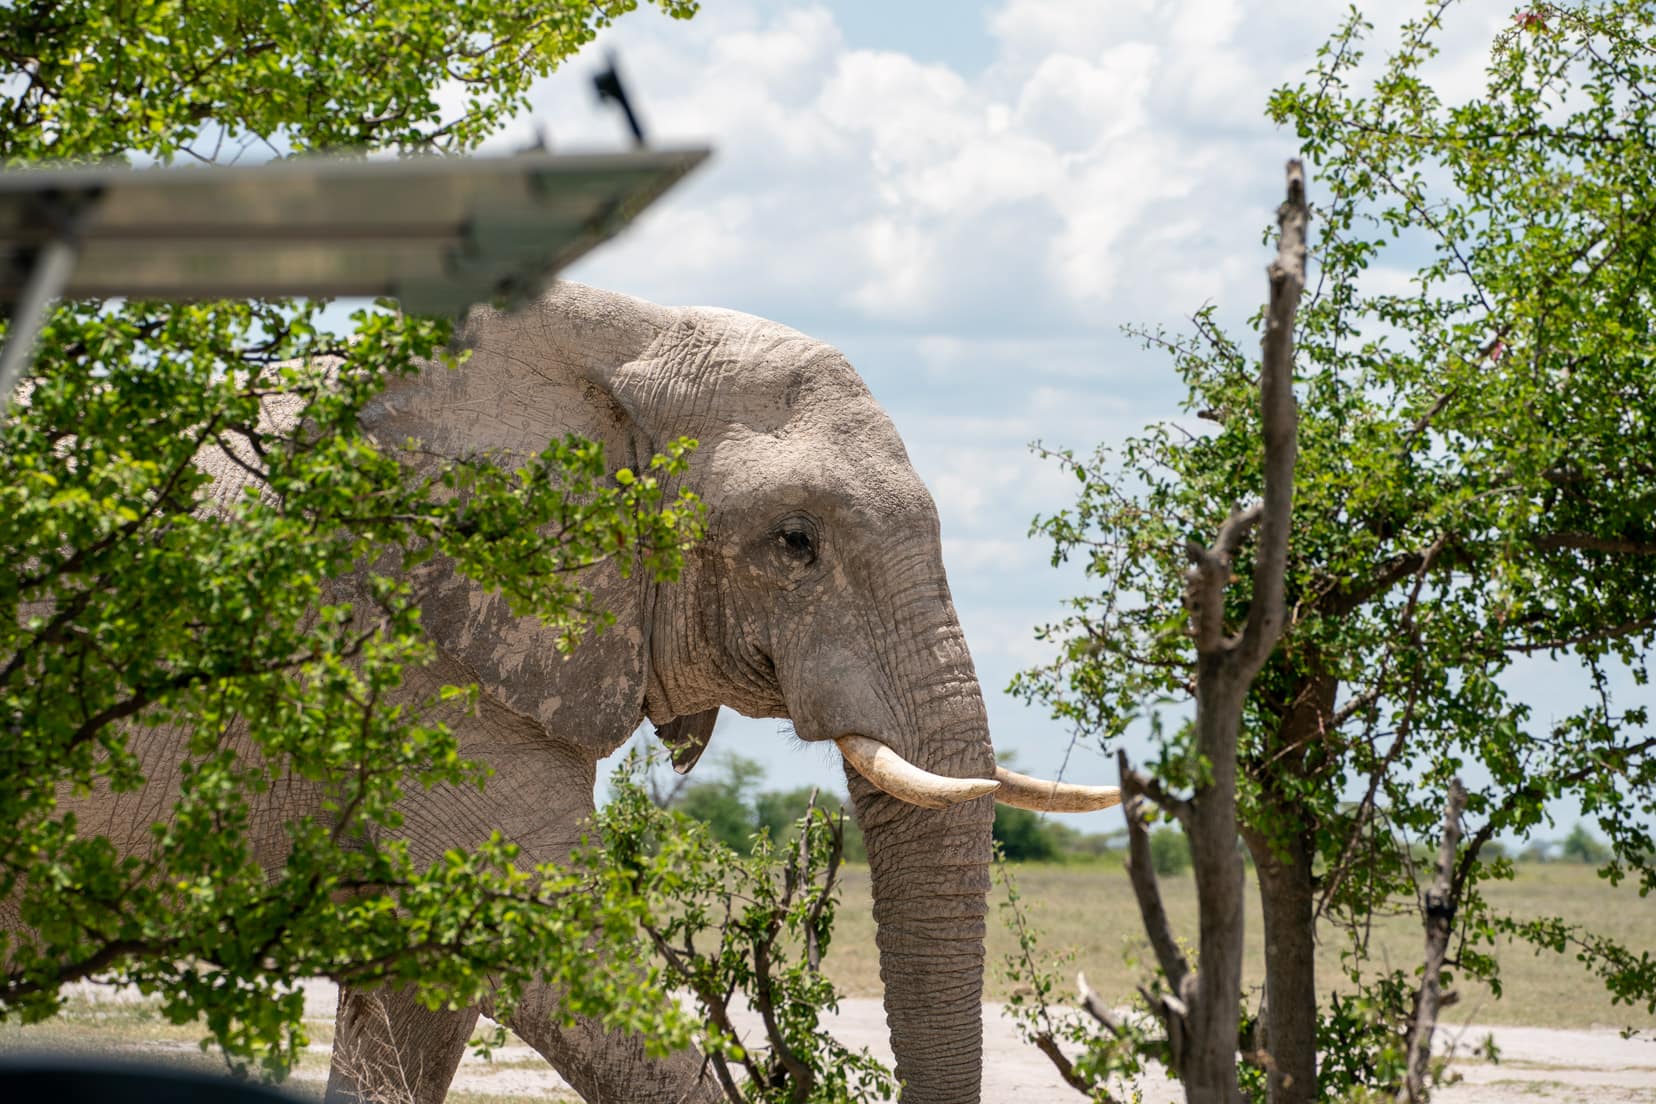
[835,734,999,809]
[993,765,1122,813]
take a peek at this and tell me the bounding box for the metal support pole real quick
[1,188,99,419]
[0,234,79,417]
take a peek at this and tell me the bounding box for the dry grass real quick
[823,858,1656,1030]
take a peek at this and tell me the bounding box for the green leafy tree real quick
[0,0,703,1078]
[667,757,868,862]
[993,805,1061,863]
[1014,2,1656,1100]
[1563,823,1613,864]
[676,754,768,855]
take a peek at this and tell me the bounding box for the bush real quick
[1149,827,1191,876]
[666,756,866,862]
[993,805,1061,862]
[600,757,896,1103]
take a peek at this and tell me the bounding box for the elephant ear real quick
[358,283,680,756]
[655,708,720,775]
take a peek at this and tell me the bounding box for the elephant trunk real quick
[843,622,995,1104]
[853,780,993,1103]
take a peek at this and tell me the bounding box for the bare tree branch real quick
[1237,159,1306,674]
[1184,504,1265,652]
[1113,161,1306,1103]
[1119,751,1191,997]
[1400,777,1467,1104]
[1121,762,1195,829]
[1076,971,1129,1038]
[801,807,843,972]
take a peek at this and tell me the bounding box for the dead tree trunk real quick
[1117,160,1307,1104]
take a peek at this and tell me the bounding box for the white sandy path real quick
[42,980,1656,1102]
[278,981,1654,1103]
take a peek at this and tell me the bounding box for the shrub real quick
[1149,827,1191,876]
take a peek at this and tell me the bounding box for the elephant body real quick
[31,285,1032,1103]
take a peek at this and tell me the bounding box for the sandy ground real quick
[292,981,1656,1103]
[26,979,1656,1102]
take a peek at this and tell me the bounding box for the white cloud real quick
[519,0,1513,797]
[846,216,942,317]
[539,0,1357,334]
[942,536,1032,575]
[1014,45,1158,146]
[1170,0,1244,49]
[987,0,1158,64]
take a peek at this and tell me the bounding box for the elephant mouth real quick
[833,734,1120,812]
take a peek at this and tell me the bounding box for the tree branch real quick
[1118,750,1191,996]
[1399,777,1467,1104]
[644,927,754,1100]
[1120,761,1195,830]
[1184,505,1264,653]
[1317,534,1447,917]
[1105,161,1306,1102]
[1455,734,1656,894]
[1032,1033,1099,1096]
[1534,531,1656,555]
[801,807,843,972]
[1509,616,1656,655]
[1237,159,1306,674]
[1076,971,1129,1038]
[1308,548,1432,620]
[751,935,813,1101]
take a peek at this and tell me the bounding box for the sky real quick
[431,0,1621,837]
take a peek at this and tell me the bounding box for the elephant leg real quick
[324,982,480,1104]
[368,675,720,1103]
[487,981,722,1104]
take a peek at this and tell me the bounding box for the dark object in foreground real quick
[0,1057,305,1104]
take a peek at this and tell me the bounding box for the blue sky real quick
[436,0,1623,837]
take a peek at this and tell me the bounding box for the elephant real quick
[19,283,1118,1103]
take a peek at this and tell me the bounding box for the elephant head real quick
[359,283,1115,1103]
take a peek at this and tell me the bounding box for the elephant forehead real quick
[642,310,877,431]
[705,428,937,522]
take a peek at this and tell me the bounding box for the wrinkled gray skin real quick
[49,285,997,1103]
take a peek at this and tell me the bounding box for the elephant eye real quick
[779,527,816,562]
